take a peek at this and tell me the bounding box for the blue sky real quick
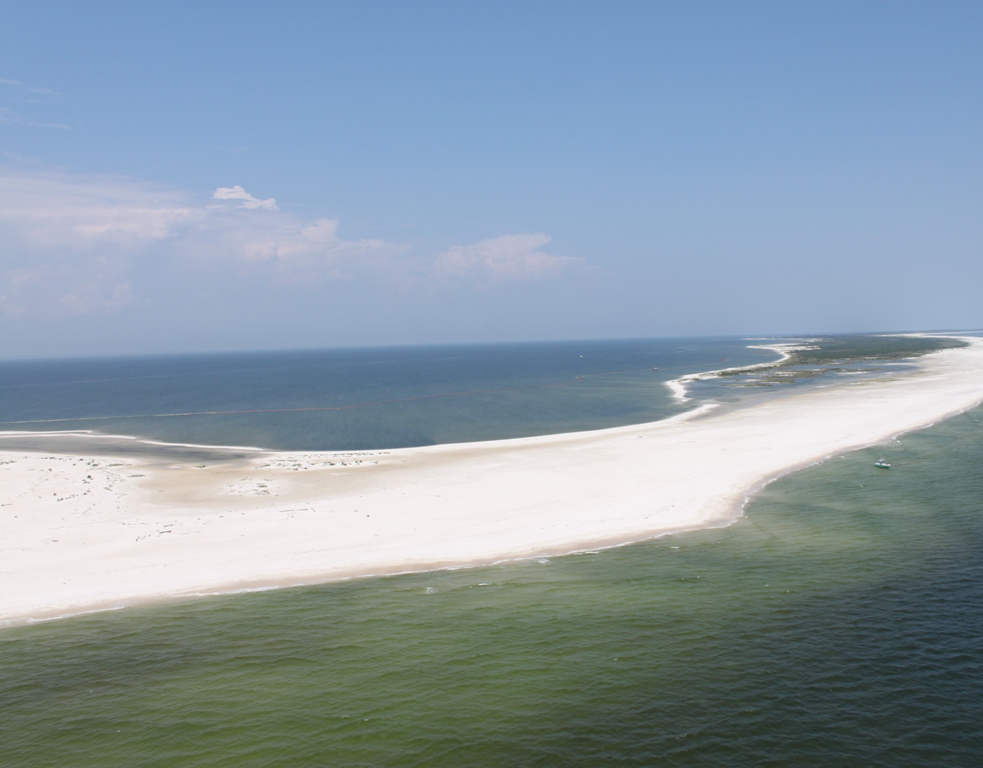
[1,1,981,357]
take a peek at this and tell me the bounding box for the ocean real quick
[0,337,777,451]
[1,336,981,765]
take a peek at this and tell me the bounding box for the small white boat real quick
[873,458,891,469]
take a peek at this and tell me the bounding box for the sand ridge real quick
[2,337,983,625]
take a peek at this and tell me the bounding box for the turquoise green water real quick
[3,407,982,765]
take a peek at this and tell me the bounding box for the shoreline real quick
[3,336,983,627]
[664,340,813,402]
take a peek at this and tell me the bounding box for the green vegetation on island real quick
[704,334,969,389]
[786,334,967,366]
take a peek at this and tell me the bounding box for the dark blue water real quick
[0,337,772,450]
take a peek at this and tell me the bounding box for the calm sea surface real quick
[0,337,778,450]
[1,338,981,765]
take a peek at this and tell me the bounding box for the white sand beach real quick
[2,337,983,625]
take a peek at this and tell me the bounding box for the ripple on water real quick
[1,410,982,766]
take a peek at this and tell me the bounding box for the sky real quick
[1,0,982,358]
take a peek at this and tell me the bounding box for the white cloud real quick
[0,78,55,96]
[0,166,589,319]
[435,233,583,281]
[0,77,66,129]
[0,106,69,130]
[0,170,195,250]
[0,168,393,316]
[212,184,278,210]
[303,218,339,243]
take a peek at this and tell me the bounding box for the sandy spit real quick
[2,337,982,625]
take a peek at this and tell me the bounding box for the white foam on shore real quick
[664,340,812,402]
[2,336,983,627]
[0,430,265,453]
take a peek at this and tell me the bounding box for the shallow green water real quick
[3,408,982,766]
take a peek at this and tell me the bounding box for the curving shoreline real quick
[664,340,811,402]
[2,336,983,626]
